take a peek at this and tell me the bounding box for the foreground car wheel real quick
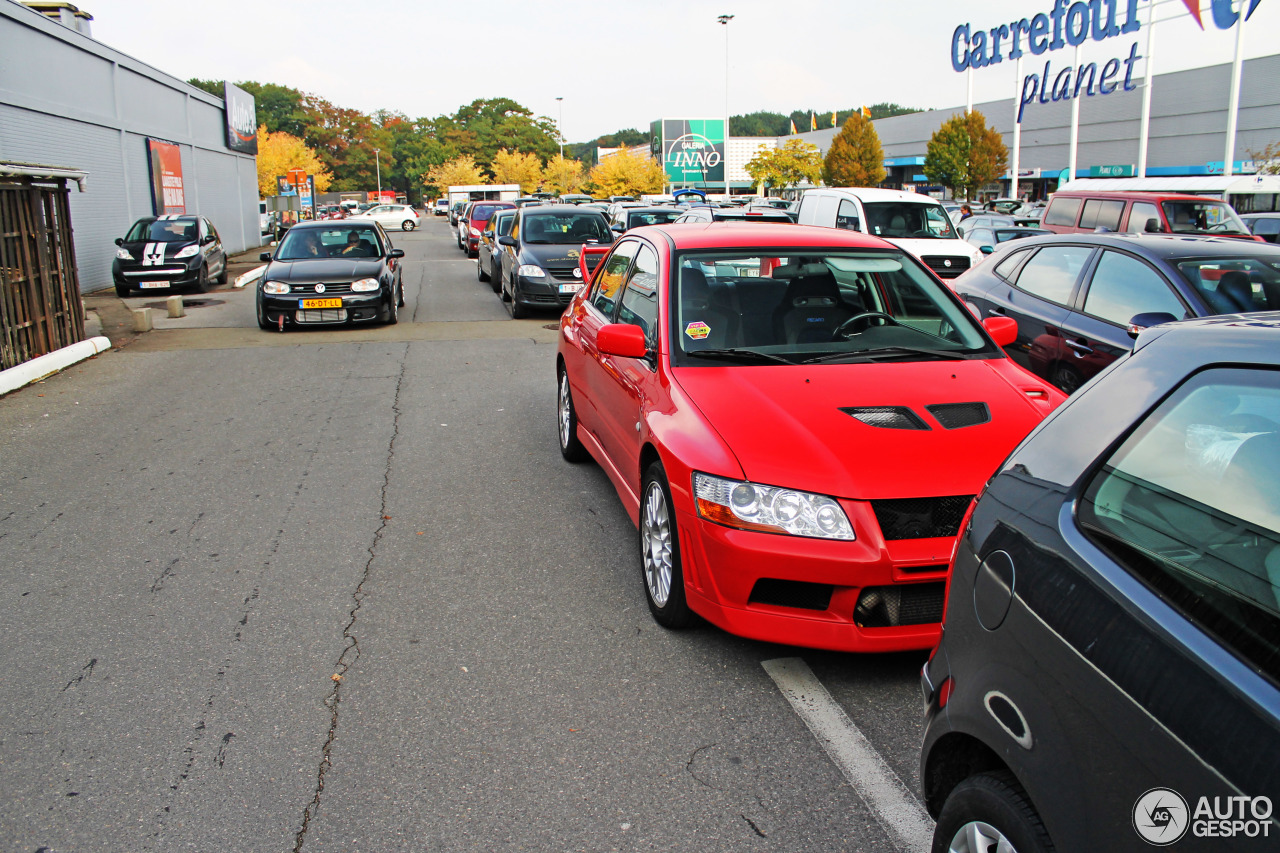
[506,276,528,319]
[402,220,416,231]
[383,288,399,325]
[932,772,1054,853]
[640,462,695,628]
[256,297,273,331]
[557,368,589,463]
[115,283,130,298]
[477,257,490,282]
[192,263,210,294]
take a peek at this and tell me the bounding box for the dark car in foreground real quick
[113,215,227,296]
[497,204,612,318]
[921,314,1280,853]
[255,220,404,330]
[952,232,1280,393]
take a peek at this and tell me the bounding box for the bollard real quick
[166,295,185,318]
[132,307,153,332]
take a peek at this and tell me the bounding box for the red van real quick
[1042,190,1261,241]
[460,201,516,257]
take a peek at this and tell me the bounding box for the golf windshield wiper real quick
[686,348,794,365]
[803,346,970,364]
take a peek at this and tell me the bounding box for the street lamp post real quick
[373,148,382,200]
[556,97,564,158]
[717,14,734,198]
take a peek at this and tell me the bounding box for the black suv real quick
[921,314,1280,852]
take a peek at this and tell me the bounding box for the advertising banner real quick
[300,176,315,213]
[147,138,186,215]
[223,82,258,155]
[659,118,725,185]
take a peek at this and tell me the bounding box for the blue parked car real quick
[951,233,1280,392]
[922,313,1280,852]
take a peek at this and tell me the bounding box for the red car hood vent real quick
[840,406,930,430]
[925,402,991,429]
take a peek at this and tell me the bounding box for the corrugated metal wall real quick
[0,2,261,294]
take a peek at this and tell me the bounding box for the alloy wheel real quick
[641,481,673,606]
[947,821,1020,853]
[558,373,572,449]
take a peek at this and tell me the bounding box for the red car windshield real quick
[669,251,991,364]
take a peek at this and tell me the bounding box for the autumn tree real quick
[744,140,823,190]
[425,156,486,192]
[542,154,586,194]
[1250,140,1280,175]
[491,149,544,193]
[924,110,1008,200]
[587,150,665,197]
[822,114,886,187]
[255,125,331,198]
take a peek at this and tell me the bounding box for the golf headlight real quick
[174,244,200,258]
[517,264,545,277]
[469,227,481,237]
[350,278,380,292]
[693,472,855,540]
[262,280,290,294]
[115,248,133,260]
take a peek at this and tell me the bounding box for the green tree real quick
[744,140,823,190]
[822,114,886,187]
[186,77,222,97]
[239,81,311,138]
[923,110,1008,200]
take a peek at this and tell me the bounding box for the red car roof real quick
[643,222,899,251]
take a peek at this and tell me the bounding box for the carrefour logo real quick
[667,134,722,171]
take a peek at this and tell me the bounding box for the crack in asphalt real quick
[685,743,721,790]
[293,348,408,853]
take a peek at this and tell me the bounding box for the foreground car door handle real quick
[1065,339,1093,355]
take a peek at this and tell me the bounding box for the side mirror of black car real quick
[498,236,517,247]
[201,235,215,245]
[115,237,124,246]
[1127,311,1178,339]
[980,245,994,255]
[388,248,405,259]
[259,252,272,262]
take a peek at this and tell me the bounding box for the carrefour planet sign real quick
[950,0,1261,124]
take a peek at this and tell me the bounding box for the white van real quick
[796,188,982,280]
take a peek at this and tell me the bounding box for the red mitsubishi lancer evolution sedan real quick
[556,223,1066,652]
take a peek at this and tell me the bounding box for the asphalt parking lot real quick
[0,218,929,852]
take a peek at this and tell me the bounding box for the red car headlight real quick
[693,472,855,541]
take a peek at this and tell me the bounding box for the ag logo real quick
[1133,788,1190,846]
[567,249,580,259]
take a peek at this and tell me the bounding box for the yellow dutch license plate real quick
[301,298,343,309]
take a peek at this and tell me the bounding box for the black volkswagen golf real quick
[496,204,612,318]
[112,214,227,296]
[921,315,1280,852]
[256,221,404,330]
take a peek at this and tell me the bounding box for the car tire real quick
[383,288,399,325]
[192,263,210,294]
[256,297,273,331]
[115,282,130,298]
[1051,364,1084,395]
[557,367,589,463]
[402,220,416,232]
[397,282,406,308]
[640,461,696,629]
[506,277,528,319]
[932,771,1055,853]
[216,259,228,285]
[477,257,490,282]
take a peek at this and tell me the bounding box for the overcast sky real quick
[90,0,1280,142]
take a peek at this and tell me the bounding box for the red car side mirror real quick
[597,323,649,359]
[983,315,1018,348]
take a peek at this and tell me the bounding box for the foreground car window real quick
[276,227,383,260]
[1078,368,1280,683]
[672,251,990,362]
[1174,257,1280,313]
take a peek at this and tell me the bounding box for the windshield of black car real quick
[1163,200,1250,234]
[862,203,958,239]
[126,219,198,242]
[275,227,383,260]
[671,250,992,364]
[1173,256,1280,313]
[521,213,611,244]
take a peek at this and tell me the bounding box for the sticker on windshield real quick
[685,321,711,340]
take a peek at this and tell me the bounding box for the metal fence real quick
[0,175,84,370]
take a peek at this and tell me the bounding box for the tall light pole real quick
[718,14,733,198]
[373,148,382,200]
[556,97,564,158]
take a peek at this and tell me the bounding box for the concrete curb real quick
[0,336,113,397]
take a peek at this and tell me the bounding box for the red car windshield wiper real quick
[803,346,970,364]
[685,348,794,365]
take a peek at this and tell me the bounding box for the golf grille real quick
[872,496,973,540]
[926,402,991,429]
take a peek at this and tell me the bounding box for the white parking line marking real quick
[763,657,933,852]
